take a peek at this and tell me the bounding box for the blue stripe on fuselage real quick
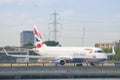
[71,58,107,63]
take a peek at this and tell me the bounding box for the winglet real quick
[106,43,116,56]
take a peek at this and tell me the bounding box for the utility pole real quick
[82,27,86,47]
[49,11,62,42]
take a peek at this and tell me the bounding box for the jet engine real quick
[54,58,66,65]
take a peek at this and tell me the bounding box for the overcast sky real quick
[0,0,120,47]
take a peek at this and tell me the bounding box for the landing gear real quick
[90,63,95,66]
[76,63,83,66]
[60,60,66,65]
[90,63,99,66]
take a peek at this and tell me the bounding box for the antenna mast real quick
[49,11,62,41]
[82,27,86,47]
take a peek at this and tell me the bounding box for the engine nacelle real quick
[54,58,66,65]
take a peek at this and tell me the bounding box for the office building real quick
[95,40,120,49]
[20,31,34,47]
[95,42,113,49]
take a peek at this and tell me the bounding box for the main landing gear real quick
[76,63,83,66]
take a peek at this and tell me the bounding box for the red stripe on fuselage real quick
[84,48,92,51]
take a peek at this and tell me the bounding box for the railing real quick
[0,65,120,79]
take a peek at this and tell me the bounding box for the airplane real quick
[3,25,115,66]
[33,25,116,66]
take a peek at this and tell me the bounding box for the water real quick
[23,78,120,80]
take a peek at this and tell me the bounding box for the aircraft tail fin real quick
[33,25,47,49]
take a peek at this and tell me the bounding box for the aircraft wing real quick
[2,47,42,58]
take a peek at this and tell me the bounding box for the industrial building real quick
[95,42,113,49]
[95,40,120,49]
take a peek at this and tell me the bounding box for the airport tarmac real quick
[0,62,115,67]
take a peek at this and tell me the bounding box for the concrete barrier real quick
[0,66,120,79]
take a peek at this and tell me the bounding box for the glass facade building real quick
[20,31,34,47]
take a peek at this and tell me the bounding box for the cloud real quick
[61,9,76,18]
[0,0,17,4]
[113,14,120,18]
[0,0,55,6]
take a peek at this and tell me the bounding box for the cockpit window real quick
[95,50,104,53]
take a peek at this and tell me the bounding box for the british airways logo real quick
[35,37,41,42]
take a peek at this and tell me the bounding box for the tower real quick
[20,31,34,47]
[49,11,62,42]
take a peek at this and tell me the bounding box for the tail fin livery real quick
[33,25,46,49]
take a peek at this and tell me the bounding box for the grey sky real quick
[0,0,120,47]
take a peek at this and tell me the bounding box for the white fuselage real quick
[36,47,107,63]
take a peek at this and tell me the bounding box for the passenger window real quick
[95,50,104,53]
[89,50,93,53]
